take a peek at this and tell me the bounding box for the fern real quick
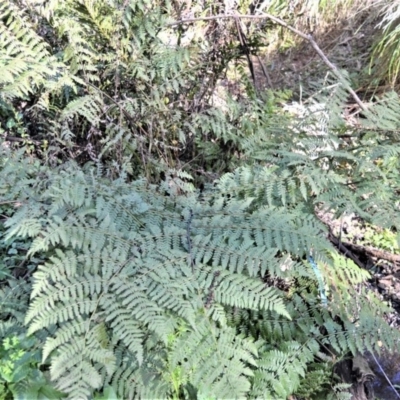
[0,1,61,100]
[1,144,399,398]
[2,2,400,398]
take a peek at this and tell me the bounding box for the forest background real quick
[2,0,400,399]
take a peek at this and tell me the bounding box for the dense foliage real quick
[2,0,400,399]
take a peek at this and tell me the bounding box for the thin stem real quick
[370,351,400,399]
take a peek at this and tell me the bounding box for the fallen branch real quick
[316,209,400,269]
[328,230,365,270]
[339,240,400,268]
[327,228,400,271]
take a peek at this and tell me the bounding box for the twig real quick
[0,201,19,205]
[307,36,367,111]
[256,54,274,89]
[234,16,256,89]
[2,135,42,145]
[370,352,400,399]
[168,13,367,111]
[167,14,269,26]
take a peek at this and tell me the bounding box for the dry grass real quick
[253,0,381,98]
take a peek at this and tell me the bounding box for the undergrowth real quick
[1,0,400,399]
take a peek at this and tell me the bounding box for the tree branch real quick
[168,13,367,111]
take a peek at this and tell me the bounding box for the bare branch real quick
[168,13,367,111]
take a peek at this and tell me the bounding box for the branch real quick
[326,227,400,271]
[168,13,367,111]
[2,135,42,145]
[167,14,267,27]
[339,240,400,268]
[328,230,365,270]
